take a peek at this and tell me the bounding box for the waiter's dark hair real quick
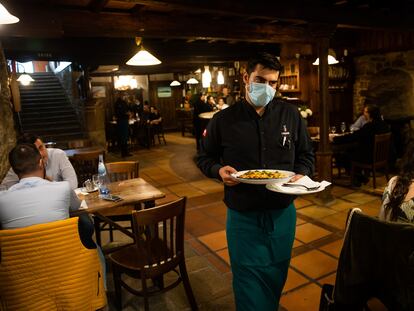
[17,133,41,145]
[384,140,414,221]
[366,104,382,122]
[247,52,282,74]
[9,143,42,176]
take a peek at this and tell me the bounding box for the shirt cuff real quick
[210,164,223,180]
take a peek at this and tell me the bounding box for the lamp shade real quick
[170,80,181,86]
[126,48,161,66]
[312,55,339,66]
[217,70,224,85]
[17,74,34,86]
[187,78,199,84]
[0,3,19,24]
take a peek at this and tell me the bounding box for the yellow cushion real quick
[0,217,106,311]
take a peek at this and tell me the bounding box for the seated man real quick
[0,143,81,229]
[1,134,78,189]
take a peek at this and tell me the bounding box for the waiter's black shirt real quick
[197,99,314,212]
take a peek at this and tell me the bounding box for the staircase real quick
[18,72,84,143]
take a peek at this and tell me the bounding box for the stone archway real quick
[364,68,414,119]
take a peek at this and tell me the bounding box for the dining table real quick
[64,146,106,158]
[72,177,165,240]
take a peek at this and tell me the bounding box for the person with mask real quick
[197,53,314,311]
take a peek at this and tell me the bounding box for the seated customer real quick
[333,104,390,186]
[149,106,162,125]
[379,141,414,223]
[349,104,368,132]
[1,133,77,189]
[0,143,81,229]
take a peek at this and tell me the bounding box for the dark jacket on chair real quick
[334,212,414,311]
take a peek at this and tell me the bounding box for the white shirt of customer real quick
[1,148,78,190]
[0,177,80,229]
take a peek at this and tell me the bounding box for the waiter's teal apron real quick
[226,204,296,311]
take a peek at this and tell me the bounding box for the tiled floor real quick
[102,132,388,310]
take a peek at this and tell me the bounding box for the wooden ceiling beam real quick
[0,6,310,43]
[119,0,414,30]
[88,0,110,12]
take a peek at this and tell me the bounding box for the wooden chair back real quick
[105,161,139,182]
[70,151,102,187]
[67,139,92,149]
[131,197,186,278]
[373,132,392,166]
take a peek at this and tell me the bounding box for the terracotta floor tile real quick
[329,198,359,211]
[187,192,224,209]
[296,218,307,226]
[186,209,208,223]
[186,238,210,255]
[363,197,382,209]
[319,239,344,258]
[294,197,313,209]
[190,179,224,193]
[290,250,338,279]
[216,248,231,265]
[205,253,231,273]
[331,186,355,197]
[295,223,332,243]
[297,206,338,219]
[293,239,303,248]
[199,230,227,251]
[318,272,337,286]
[167,183,205,197]
[358,205,381,217]
[201,201,228,217]
[319,212,348,230]
[342,192,379,204]
[283,268,309,293]
[186,217,225,237]
[280,283,322,311]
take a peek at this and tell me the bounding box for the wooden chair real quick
[0,217,106,310]
[351,132,391,188]
[70,150,102,187]
[108,197,198,311]
[152,122,167,145]
[94,161,139,247]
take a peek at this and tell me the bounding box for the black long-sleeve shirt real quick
[197,99,314,212]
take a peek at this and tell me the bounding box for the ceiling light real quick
[17,74,34,86]
[217,71,224,85]
[126,37,161,66]
[0,3,19,24]
[187,78,199,84]
[195,68,202,73]
[202,66,211,88]
[312,55,339,66]
[170,80,181,86]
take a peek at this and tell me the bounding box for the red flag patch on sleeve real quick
[203,129,207,137]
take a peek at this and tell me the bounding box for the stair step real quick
[20,99,69,105]
[20,89,65,94]
[23,125,82,133]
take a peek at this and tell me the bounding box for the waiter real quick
[197,52,314,310]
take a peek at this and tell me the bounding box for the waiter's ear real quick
[242,71,249,85]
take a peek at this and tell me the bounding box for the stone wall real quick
[0,44,17,181]
[353,51,414,119]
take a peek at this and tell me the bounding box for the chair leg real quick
[113,265,123,311]
[179,261,198,310]
[94,218,102,247]
[372,167,377,189]
[109,224,114,242]
[141,278,150,311]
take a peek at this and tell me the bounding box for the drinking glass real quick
[340,122,346,134]
[330,126,337,134]
[92,174,101,189]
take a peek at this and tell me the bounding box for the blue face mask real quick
[247,82,276,107]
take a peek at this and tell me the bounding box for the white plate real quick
[231,169,295,185]
[266,183,326,195]
[82,186,99,193]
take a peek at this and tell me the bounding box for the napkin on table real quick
[74,187,90,196]
[79,200,88,210]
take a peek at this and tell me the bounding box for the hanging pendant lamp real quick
[170,80,181,86]
[126,37,161,66]
[17,74,34,86]
[0,3,19,24]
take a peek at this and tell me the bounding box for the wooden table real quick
[199,111,217,120]
[73,178,165,239]
[65,146,106,158]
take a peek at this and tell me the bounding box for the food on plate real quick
[238,170,288,179]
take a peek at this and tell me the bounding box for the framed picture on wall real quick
[157,86,172,98]
[92,85,106,98]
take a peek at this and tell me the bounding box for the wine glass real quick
[330,126,337,134]
[340,122,346,134]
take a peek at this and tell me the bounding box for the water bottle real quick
[98,154,110,197]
